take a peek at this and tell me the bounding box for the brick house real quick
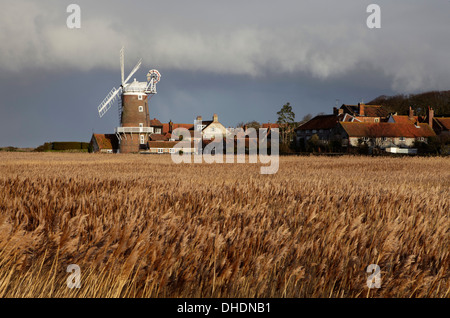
[338,121,436,153]
[294,114,344,149]
[419,107,450,137]
[90,134,119,153]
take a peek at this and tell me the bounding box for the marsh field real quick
[0,152,448,298]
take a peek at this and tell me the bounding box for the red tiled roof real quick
[149,133,169,141]
[392,115,419,124]
[162,123,194,134]
[434,118,450,130]
[92,134,118,149]
[261,123,279,129]
[295,114,339,131]
[363,105,390,118]
[340,122,436,138]
[148,140,196,148]
[147,141,179,148]
[150,118,163,126]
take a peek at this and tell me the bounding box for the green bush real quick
[34,142,89,152]
[52,142,89,151]
[34,142,52,152]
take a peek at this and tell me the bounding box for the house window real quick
[399,137,406,142]
[169,148,176,154]
[374,118,380,123]
[363,137,370,142]
[155,128,161,134]
[211,127,216,132]
[418,137,425,142]
[382,137,387,141]
[138,94,143,100]
[158,148,164,154]
[138,106,144,112]
[140,135,145,144]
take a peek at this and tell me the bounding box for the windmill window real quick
[138,94,143,100]
[140,135,145,144]
[139,123,143,128]
[138,106,144,112]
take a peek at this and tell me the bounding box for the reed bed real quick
[0,152,448,297]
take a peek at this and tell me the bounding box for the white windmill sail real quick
[98,87,122,118]
[120,46,125,85]
[123,59,142,87]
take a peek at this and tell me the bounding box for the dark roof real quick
[92,134,119,149]
[150,118,163,127]
[295,114,339,131]
[341,104,389,118]
[340,122,436,138]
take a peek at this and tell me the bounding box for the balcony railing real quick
[115,127,154,134]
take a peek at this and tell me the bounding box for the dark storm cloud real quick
[0,0,449,147]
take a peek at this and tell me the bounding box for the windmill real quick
[97,47,161,153]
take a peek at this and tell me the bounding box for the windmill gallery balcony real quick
[115,127,154,134]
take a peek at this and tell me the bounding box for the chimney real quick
[428,107,434,129]
[213,113,218,122]
[196,115,202,122]
[333,107,338,115]
[169,120,173,133]
[408,106,414,120]
[358,103,365,116]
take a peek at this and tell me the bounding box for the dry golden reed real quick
[0,152,448,298]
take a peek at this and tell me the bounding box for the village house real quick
[338,120,436,153]
[420,107,450,137]
[294,103,439,153]
[187,114,228,141]
[294,112,345,149]
[90,134,119,153]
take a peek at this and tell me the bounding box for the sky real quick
[1,0,449,147]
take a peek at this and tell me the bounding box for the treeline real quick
[35,142,90,152]
[368,90,450,116]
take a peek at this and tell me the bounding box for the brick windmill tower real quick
[97,47,161,153]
